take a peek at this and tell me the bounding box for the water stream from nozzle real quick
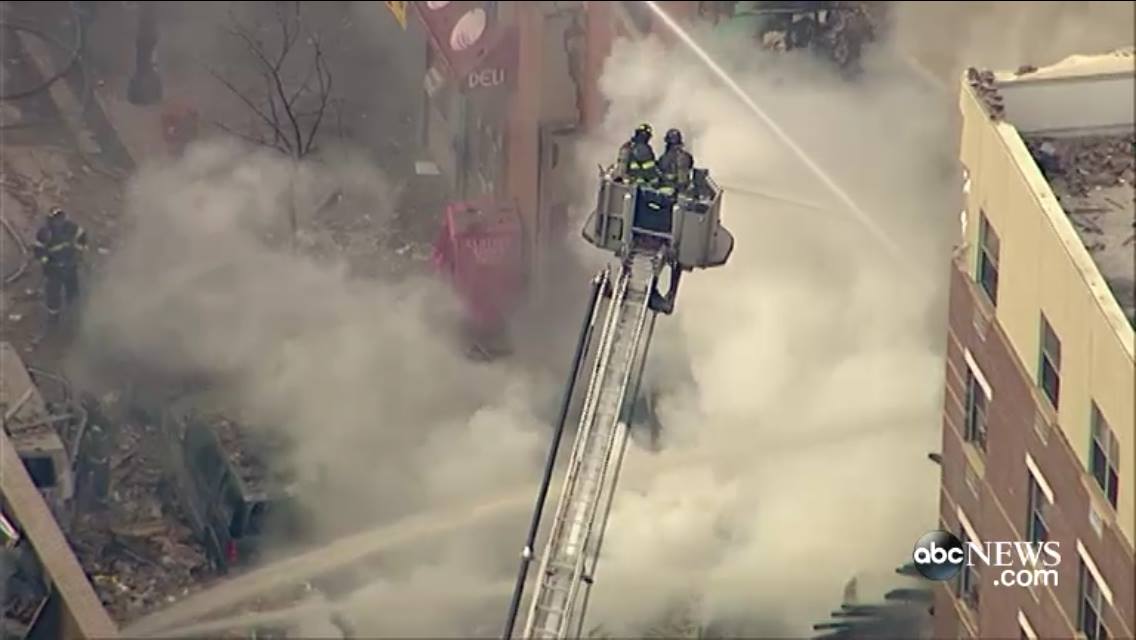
[642,1,922,279]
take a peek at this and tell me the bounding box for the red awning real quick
[413,1,503,80]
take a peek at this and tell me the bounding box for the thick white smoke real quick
[76,139,554,633]
[572,3,1133,632]
[570,33,947,636]
[75,1,1133,635]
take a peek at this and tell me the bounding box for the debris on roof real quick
[1026,133,1136,325]
[1027,134,1136,196]
[966,67,1004,120]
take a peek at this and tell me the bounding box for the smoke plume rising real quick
[568,4,1132,635]
[75,139,563,635]
[569,32,947,636]
[73,1,1133,636]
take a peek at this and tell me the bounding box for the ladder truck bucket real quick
[582,166,735,272]
[506,160,736,640]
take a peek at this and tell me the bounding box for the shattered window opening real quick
[23,456,56,489]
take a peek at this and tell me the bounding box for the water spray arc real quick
[641,1,922,280]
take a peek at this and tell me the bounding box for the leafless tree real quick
[206,1,338,246]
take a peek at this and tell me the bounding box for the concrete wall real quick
[999,73,1136,135]
[997,53,1136,135]
[958,83,1136,550]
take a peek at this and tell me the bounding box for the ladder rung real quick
[535,604,566,618]
[546,560,577,574]
[540,577,572,593]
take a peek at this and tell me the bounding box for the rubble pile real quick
[68,419,214,622]
[754,1,885,75]
[1026,134,1136,197]
[297,188,435,281]
[966,67,1004,120]
[212,414,268,490]
[2,570,45,635]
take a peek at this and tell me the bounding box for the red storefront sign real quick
[413,2,518,93]
[464,26,518,92]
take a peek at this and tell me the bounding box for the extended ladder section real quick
[521,256,659,639]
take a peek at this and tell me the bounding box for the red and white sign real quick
[413,2,517,93]
[464,27,518,93]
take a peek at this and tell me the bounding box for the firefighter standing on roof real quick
[31,208,88,323]
[658,128,695,196]
[616,123,661,187]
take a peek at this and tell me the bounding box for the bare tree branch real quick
[209,119,286,154]
[223,14,304,154]
[285,61,318,108]
[209,2,335,161]
[302,39,332,157]
[264,73,286,150]
[203,62,289,151]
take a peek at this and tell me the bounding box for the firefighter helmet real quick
[664,128,683,146]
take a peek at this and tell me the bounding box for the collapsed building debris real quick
[752,1,886,75]
[1025,132,1136,324]
[66,412,214,623]
[1026,133,1136,197]
[966,67,1004,120]
[2,508,49,639]
[0,343,75,524]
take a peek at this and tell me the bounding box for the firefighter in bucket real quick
[431,199,525,361]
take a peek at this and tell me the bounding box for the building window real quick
[23,456,56,489]
[964,367,989,452]
[957,527,979,610]
[1038,314,1061,410]
[1077,561,1109,640]
[977,211,1000,305]
[1089,403,1120,508]
[1026,472,1049,544]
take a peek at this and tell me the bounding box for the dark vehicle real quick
[160,396,311,571]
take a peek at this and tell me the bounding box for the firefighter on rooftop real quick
[32,207,88,323]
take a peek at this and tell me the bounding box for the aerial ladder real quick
[502,166,735,639]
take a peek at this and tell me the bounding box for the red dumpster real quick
[431,198,525,358]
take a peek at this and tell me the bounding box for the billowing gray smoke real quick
[563,5,1132,636]
[74,0,1132,635]
[76,140,556,634]
[567,33,948,637]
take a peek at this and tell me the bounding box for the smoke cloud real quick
[75,138,561,634]
[72,1,1132,636]
[569,32,947,636]
[568,5,1132,636]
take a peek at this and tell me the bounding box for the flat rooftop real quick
[994,49,1136,327]
[1026,133,1136,327]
